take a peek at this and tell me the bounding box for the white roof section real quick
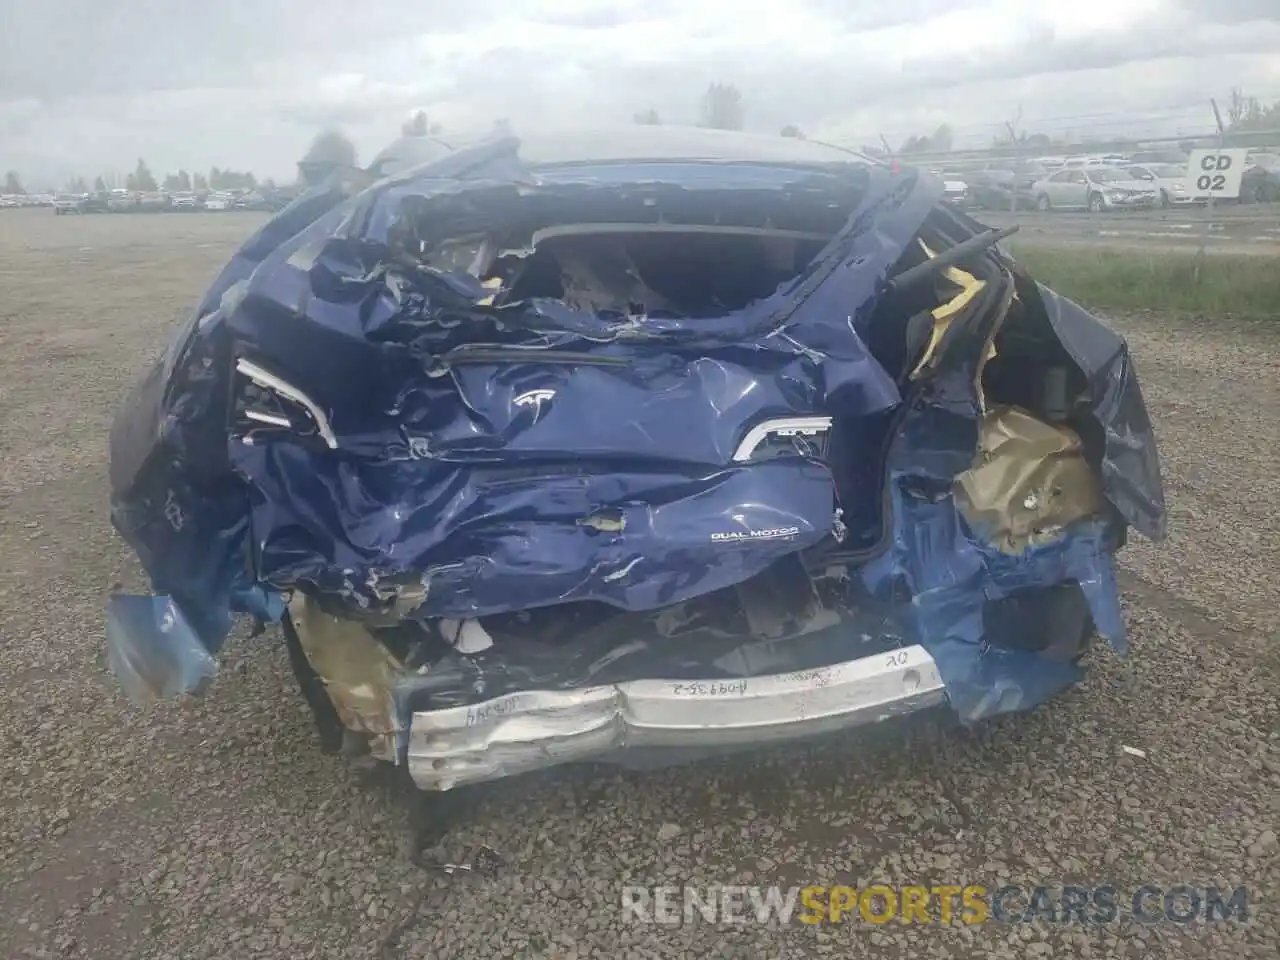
[369,125,874,178]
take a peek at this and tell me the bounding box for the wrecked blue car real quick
[107,127,1165,791]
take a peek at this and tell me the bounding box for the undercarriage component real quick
[286,594,407,760]
[281,612,344,755]
[734,555,822,639]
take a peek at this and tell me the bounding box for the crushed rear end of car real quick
[106,130,1166,791]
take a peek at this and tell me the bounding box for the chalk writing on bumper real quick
[406,645,946,790]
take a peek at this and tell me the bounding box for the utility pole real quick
[1193,98,1227,287]
[1006,105,1024,213]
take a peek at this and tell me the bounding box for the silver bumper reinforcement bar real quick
[407,644,947,791]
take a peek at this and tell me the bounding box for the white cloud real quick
[3,0,1279,186]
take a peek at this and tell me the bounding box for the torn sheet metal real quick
[858,248,1130,722]
[862,483,1123,722]
[954,406,1105,554]
[233,446,840,620]
[1027,283,1166,541]
[287,594,405,749]
[105,595,217,703]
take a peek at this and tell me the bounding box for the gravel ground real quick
[0,208,1276,959]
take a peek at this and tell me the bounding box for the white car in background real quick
[1062,154,1127,169]
[929,169,971,206]
[1031,165,1160,212]
[1126,162,1196,206]
[203,192,234,211]
[52,193,87,214]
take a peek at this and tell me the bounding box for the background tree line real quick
[14,88,1280,198]
[48,160,267,195]
[634,82,808,139]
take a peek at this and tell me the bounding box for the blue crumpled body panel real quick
[107,138,1165,719]
[235,445,839,618]
[863,485,1124,722]
[105,595,217,702]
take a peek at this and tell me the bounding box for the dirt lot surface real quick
[1,208,1277,959]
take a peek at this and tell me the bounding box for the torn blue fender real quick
[1032,282,1165,541]
[862,484,1124,723]
[105,595,217,703]
[106,130,1165,736]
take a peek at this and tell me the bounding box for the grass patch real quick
[1006,244,1280,318]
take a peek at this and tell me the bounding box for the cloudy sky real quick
[3,0,1279,187]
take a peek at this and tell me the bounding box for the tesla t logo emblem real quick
[514,389,556,410]
[163,489,186,531]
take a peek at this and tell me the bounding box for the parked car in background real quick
[1059,154,1125,168]
[53,193,84,214]
[258,186,299,212]
[1241,154,1280,204]
[53,192,108,214]
[1125,162,1195,206]
[968,161,1048,210]
[233,191,268,211]
[106,189,139,212]
[929,169,971,207]
[1032,165,1159,212]
[203,192,234,211]
[137,192,170,212]
[169,192,199,210]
